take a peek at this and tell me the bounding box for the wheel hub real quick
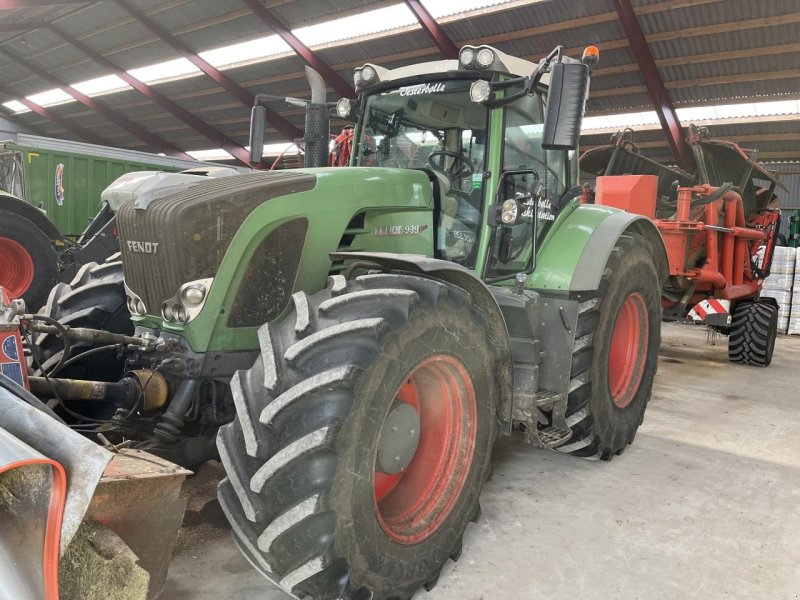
[377,403,421,474]
[373,354,477,544]
[0,236,35,299]
[608,291,649,408]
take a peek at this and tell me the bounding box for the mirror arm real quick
[491,76,527,91]
[484,86,528,109]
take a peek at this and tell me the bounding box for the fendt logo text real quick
[126,240,160,254]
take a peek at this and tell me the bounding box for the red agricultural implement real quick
[581,125,784,366]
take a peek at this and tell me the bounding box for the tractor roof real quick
[354,46,549,92]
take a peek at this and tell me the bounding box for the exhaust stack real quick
[303,66,329,168]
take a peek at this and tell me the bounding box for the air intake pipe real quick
[303,66,329,168]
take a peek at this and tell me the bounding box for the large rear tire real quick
[30,254,131,380]
[558,234,661,459]
[217,273,499,600]
[728,301,778,367]
[0,210,58,311]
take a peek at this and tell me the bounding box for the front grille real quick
[117,171,316,313]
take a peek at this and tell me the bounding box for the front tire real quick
[558,234,662,459]
[217,273,500,600]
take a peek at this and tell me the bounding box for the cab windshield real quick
[357,79,489,267]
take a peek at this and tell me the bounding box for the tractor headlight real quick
[336,98,353,119]
[501,199,518,224]
[469,80,492,104]
[458,44,510,72]
[125,283,147,317]
[459,47,475,67]
[161,278,213,325]
[162,303,174,322]
[181,283,207,306]
[476,47,496,68]
[361,65,377,83]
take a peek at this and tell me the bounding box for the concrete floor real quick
[165,324,800,600]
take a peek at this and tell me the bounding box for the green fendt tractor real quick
[22,45,667,599]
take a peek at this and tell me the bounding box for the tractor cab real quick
[345,46,594,281]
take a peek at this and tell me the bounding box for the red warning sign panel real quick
[0,329,29,389]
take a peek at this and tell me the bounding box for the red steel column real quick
[2,46,194,159]
[613,0,696,172]
[0,84,113,146]
[242,0,354,98]
[118,0,299,142]
[403,0,459,59]
[51,26,254,167]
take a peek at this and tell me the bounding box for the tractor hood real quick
[117,167,433,333]
[101,167,240,213]
[117,171,317,316]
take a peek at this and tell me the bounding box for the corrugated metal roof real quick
[0,0,797,163]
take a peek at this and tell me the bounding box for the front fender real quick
[329,251,515,436]
[531,204,668,293]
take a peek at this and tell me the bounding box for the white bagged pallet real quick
[789,250,800,334]
[788,317,800,335]
[759,247,795,283]
[762,287,792,334]
[761,288,792,307]
[762,273,795,291]
[791,249,800,335]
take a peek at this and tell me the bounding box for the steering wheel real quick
[427,150,474,181]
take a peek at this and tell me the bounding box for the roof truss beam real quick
[613,0,695,173]
[1,45,193,159]
[0,0,95,7]
[117,0,298,142]
[50,24,254,166]
[241,0,354,98]
[0,82,111,145]
[0,21,49,30]
[403,0,458,59]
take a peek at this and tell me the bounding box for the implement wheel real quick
[728,301,778,367]
[217,272,499,600]
[0,210,57,311]
[558,234,661,459]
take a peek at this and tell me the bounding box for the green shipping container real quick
[0,134,237,237]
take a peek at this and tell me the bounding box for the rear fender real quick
[329,251,515,435]
[531,204,668,294]
[529,205,668,405]
[0,192,62,241]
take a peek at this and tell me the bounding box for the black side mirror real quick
[542,61,589,150]
[249,105,266,164]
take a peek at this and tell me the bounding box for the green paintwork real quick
[528,202,619,291]
[0,140,200,237]
[155,167,436,352]
[128,68,627,355]
[155,167,620,352]
[473,106,506,277]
